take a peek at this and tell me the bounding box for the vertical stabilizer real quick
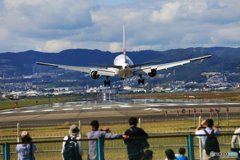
[123,26,126,63]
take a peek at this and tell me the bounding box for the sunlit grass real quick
[0,96,79,110]
[123,92,240,101]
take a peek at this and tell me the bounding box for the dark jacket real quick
[124,126,148,155]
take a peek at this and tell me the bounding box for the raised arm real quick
[195,120,206,133]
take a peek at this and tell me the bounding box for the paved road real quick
[0,100,239,128]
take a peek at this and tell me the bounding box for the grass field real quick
[1,119,239,139]
[124,91,240,101]
[0,96,80,110]
[1,91,240,111]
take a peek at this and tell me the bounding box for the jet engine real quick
[147,69,157,77]
[90,71,100,79]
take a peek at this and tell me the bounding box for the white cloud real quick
[151,2,183,23]
[0,0,240,53]
[109,42,122,52]
[43,40,73,53]
[0,29,8,40]
[211,27,240,44]
[1,0,95,35]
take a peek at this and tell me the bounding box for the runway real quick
[0,98,240,128]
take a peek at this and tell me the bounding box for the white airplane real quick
[36,27,211,86]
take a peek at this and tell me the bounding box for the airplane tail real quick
[123,26,126,63]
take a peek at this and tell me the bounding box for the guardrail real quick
[1,133,239,160]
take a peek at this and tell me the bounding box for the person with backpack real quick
[87,120,129,160]
[62,124,83,160]
[124,117,149,160]
[195,119,220,160]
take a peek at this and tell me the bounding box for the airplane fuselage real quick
[113,54,134,78]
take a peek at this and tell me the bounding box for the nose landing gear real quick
[104,76,111,86]
[138,75,144,85]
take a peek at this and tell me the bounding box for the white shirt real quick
[231,128,240,149]
[195,128,220,146]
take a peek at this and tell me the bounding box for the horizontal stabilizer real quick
[89,63,122,69]
[129,61,161,68]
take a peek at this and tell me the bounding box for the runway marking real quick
[166,104,178,106]
[42,109,54,112]
[22,110,35,113]
[119,105,131,108]
[66,102,82,104]
[53,106,59,107]
[1,112,14,114]
[150,104,162,106]
[96,105,112,108]
[82,107,93,110]
[64,105,71,107]
[202,103,217,105]
[143,108,162,111]
[184,104,198,105]
[62,108,73,110]
[76,105,82,106]
[142,104,161,106]
[101,107,112,109]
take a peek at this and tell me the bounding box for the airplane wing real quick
[36,62,115,77]
[133,55,212,75]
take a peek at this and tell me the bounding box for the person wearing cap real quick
[87,120,129,160]
[165,149,178,160]
[16,131,37,160]
[62,124,83,159]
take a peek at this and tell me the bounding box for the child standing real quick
[177,148,188,160]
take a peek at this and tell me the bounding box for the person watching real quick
[16,131,37,160]
[165,149,177,160]
[87,120,129,160]
[195,119,220,160]
[62,124,83,160]
[124,117,149,160]
[177,148,188,160]
[141,150,153,160]
[231,127,240,157]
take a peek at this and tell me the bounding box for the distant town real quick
[1,63,239,99]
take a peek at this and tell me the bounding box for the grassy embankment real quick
[1,119,239,159]
[123,92,240,101]
[0,96,82,110]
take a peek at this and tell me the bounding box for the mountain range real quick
[0,47,240,87]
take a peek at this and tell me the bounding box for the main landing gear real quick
[104,76,111,86]
[138,74,144,85]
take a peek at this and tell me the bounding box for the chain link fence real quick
[1,133,240,160]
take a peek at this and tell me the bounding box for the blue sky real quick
[0,0,240,53]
